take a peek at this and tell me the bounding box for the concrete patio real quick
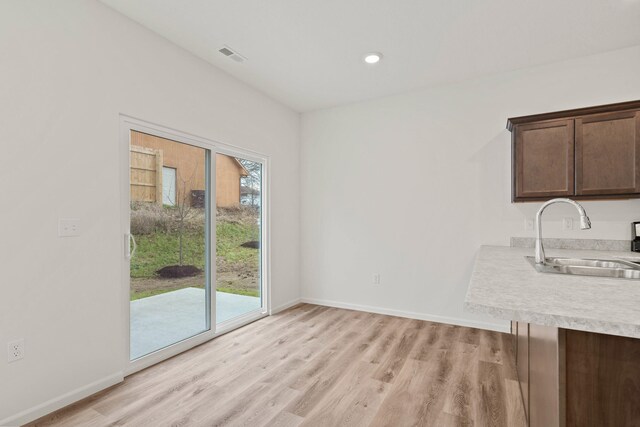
[130,287,261,360]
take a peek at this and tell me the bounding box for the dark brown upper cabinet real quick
[575,110,640,196]
[508,100,640,202]
[515,119,574,199]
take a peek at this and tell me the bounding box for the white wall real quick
[0,1,300,423]
[301,45,640,330]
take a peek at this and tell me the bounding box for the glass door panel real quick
[129,130,210,360]
[215,154,262,324]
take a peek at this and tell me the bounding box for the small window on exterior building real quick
[162,167,176,206]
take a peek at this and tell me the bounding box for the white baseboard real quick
[270,298,302,315]
[1,372,124,427]
[300,297,510,333]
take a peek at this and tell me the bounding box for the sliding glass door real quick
[215,154,263,325]
[128,131,211,360]
[122,117,268,370]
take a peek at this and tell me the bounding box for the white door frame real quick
[119,115,270,375]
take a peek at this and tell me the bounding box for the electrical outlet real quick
[372,273,381,285]
[7,339,24,363]
[562,217,574,231]
[524,218,534,232]
[58,218,81,237]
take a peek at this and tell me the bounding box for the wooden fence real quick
[130,145,163,205]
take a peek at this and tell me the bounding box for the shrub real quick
[130,202,207,235]
[130,202,173,235]
[216,205,260,225]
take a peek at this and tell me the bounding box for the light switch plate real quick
[58,218,81,237]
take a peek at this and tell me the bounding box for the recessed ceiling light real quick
[363,52,382,64]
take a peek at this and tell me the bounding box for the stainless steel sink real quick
[525,256,640,279]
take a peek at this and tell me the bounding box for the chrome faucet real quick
[535,198,591,264]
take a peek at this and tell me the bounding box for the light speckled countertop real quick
[465,245,640,339]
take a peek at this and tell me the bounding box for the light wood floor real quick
[28,304,526,427]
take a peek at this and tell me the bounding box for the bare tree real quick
[237,158,261,207]
[167,165,198,266]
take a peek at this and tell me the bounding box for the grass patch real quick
[217,286,260,297]
[130,287,186,301]
[131,231,206,278]
[131,221,259,278]
[216,221,260,268]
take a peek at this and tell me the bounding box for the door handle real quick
[125,233,137,260]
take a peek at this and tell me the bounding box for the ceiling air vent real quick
[218,45,246,63]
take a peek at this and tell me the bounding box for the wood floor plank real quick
[29,407,107,427]
[287,312,378,392]
[436,412,474,427]
[286,315,383,416]
[369,353,452,427]
[27,305,525,427]
[475,361,508,426]
[478,329,503,365]
[371,319,421,383]
[299,361,389,427]
[499,332,518,381]
[199,382,300,426]
[441,341,480,423]
[504,378,527,427]
[263,411,304,427]
[361,316,404,365]
[410,321,441,361]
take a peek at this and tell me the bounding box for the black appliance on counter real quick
[632,222,640,252]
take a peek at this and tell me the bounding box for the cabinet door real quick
[566,330,640,427]
[575,110,640,195]
[516,322,529,421]
[514,119,575,200]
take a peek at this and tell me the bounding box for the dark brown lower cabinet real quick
[565,330,640,427]
[514,323,640,427]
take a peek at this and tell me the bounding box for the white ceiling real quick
[100,0,640,112]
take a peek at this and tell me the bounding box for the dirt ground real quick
[131,261,259,296]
